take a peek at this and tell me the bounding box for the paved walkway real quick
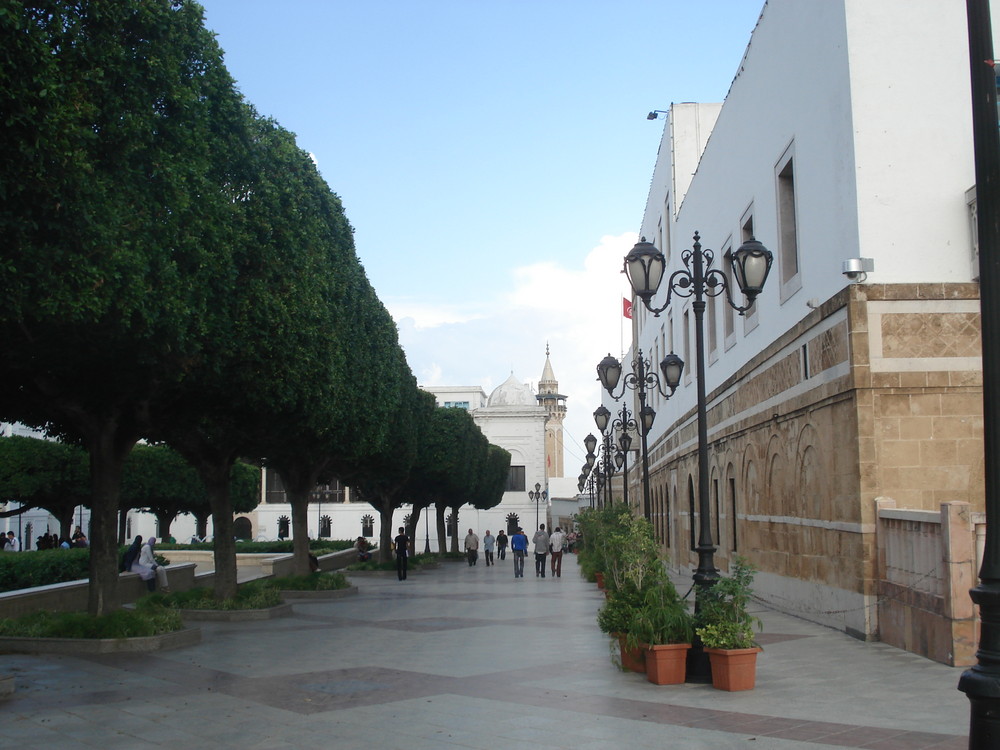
[3,555,970,749]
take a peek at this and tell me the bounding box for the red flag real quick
[623,297,633,319]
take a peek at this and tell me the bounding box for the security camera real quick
[842,258,874,282]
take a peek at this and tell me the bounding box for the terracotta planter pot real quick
[705,647,761,691]
[616,634,646,673]
[644,643,690,685]
[595,572,605,590]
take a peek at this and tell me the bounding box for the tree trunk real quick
[86,422,138,616]
[156,511,176,542]
[202,465,238,600]
[379,504,395,563]
[436,503,447,554]
[275,463,326,577]
[450,505,461,553]
[194,511,209,540]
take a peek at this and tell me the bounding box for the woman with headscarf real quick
[121,536,142,573]
[137,536,169,592]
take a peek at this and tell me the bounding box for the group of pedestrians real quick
[465,523,567,579]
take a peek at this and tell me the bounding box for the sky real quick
[197,0,766,478]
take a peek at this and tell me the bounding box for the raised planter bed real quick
[0,627,201,655]
[279,586,358,600]
[178,603,294,621]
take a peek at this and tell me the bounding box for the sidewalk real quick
[3,554,969,749]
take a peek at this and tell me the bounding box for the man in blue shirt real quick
[510,527,529,578]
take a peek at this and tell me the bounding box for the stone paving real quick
[2,554,970,749]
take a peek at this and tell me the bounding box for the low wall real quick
[876,499,981,666]
[0,548,363,618]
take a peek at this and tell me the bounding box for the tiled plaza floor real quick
[2,554,970,749]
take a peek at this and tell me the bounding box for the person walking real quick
[496,529,508,561]
[394,526,410,581]
[482,530,495,566]
[464,528,480,566]
[5,531,20,552]
[532,523,550,578]
[548,526,566,578]
[510,527,529,578]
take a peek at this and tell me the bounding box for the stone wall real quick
[644,283,984,646]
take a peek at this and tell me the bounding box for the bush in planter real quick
[626,581,694,649]
[694,556,762,649]
[695,557,763,691]
[575,505,631,583]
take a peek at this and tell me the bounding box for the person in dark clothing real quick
[496,530,508,560]
[394,527,410,581]
[121,536,142,572]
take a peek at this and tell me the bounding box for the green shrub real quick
[0,607,183,638]
[262,572,348,591]
[0,549,91,593]
[138,584,282,611]
[694,557,762,649]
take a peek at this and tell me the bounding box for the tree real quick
[0,0,248,613]
[0,436,89,539]
[352,380,436,562]
[121,444,260,541]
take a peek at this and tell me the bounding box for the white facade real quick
[628,0,998,638]
[637,0,991,452]
[425,371,549,535]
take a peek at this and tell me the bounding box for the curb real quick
[0,626,201,655]
[178,602,294,621]
[279,586,358,600]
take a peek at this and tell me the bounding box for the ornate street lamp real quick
[593,405,617,507]
[528,482,547,530]
[624,232,772,598]
[597,349,683,522]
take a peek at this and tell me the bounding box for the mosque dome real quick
[487,372,536,407]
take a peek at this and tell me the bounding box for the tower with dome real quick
[421,348,569,534]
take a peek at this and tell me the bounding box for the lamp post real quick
[528,482,547,530]
[593,405,617,507]
[959,3,1000,744]
[624,232,772,596]
[597,350,683,522]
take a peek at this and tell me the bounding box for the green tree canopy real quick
[0,436,89,538]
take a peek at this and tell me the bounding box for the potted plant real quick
[695,557,763,691]
[597,588,646,673]
[627,582,694,685]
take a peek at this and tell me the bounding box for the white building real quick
[625,0,997,661]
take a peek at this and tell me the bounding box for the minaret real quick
[536,344,567,478]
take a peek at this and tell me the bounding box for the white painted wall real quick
[635,0,999,446]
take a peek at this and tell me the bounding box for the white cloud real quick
[389,231,640,475]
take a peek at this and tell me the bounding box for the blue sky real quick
[198,0,765,474]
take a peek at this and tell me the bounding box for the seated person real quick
[355,536,372,561]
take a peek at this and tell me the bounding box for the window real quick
[265,470,286,504]
[506,465,526,492]
[319,515,332,538]
[722,241,736,349]
[776,144,801,300]
[277,516,290,539]
[444,401,470,409]
[682,310,691,384]
[729,477,738,552]
[361,515,374,537]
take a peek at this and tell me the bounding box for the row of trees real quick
[0,436,259,542]
[0,0,509,614]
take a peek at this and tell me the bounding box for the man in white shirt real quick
[532,524,549,578]
[548,526,566,578]
[6,531,20,551]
